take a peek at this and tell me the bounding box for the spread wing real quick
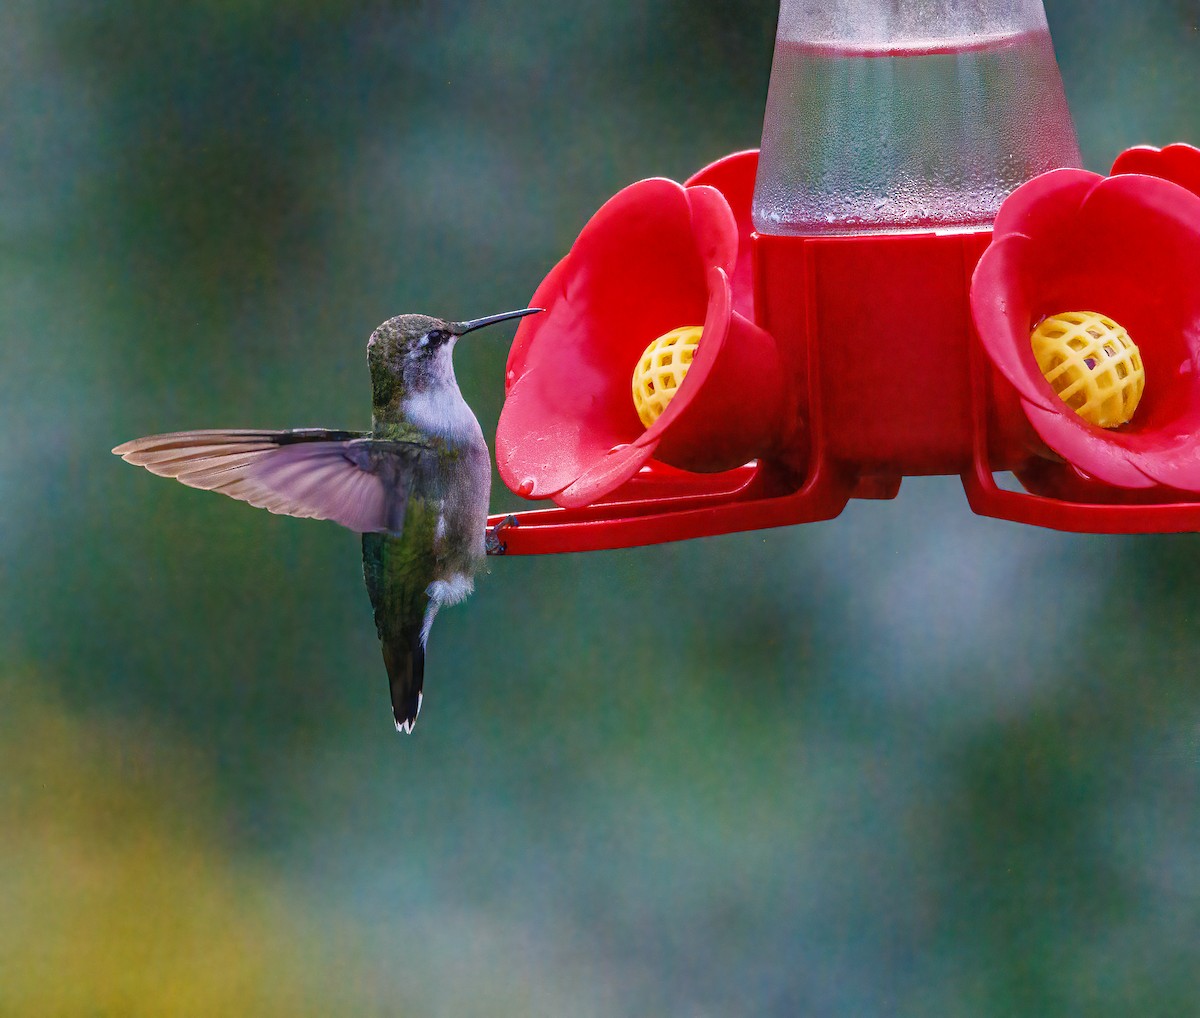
[112,428,438,534]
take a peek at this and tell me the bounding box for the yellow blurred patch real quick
[0,676,376,1016]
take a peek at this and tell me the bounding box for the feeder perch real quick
[489,0,1200,554]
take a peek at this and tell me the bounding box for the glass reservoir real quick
[751,0,1082,235]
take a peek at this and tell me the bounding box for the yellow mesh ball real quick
[632,326,702,428]
[1030,311,1145,428]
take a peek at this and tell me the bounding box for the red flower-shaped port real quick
[496,152,790,509]
[971,148,1200,493]
[1111,143,1200,199]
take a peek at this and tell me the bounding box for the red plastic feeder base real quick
[490,223,1200,554]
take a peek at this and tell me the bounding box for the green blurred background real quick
[3,1,1199,1014]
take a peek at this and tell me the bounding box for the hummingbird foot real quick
[485,514,520,556]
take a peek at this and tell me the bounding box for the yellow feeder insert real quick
[632,326,702,428]
[1030,311,1145,428]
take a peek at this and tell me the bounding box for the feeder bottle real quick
[752,0,1082,235]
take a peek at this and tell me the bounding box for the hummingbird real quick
[113,308,541,733]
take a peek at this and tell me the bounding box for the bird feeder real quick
[489,0,1200,554]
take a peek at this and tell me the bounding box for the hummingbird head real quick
[368,308,541,406]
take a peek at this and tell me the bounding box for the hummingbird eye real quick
[424,329,449,347]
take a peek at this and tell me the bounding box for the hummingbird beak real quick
[451,307,543,336]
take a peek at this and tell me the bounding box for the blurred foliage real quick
[2,0,1199,1014]
[0,676,384,1015]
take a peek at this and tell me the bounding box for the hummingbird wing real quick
[112,428,436,534]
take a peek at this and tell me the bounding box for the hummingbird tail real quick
[382,631,425,734]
